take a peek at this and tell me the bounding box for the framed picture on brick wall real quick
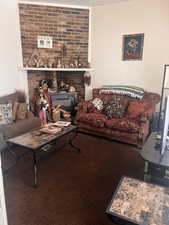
[122,33,144,61]
[37,36,53,48]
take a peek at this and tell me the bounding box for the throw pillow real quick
[103,97,128,119]
[126,101,150,119]
[16,103,28,120]
[0,103,13,125]
[92,98,103,111]
[87,101,101,114]
[12,101,19,121]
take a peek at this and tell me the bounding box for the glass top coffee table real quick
[106,176,169,225]
[6,124,80,187]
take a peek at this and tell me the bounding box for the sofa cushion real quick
[77,113,106,128]
[105,118,140,133]
[126,101,150,119]
[103,97,128,119]
[0,103,13,125]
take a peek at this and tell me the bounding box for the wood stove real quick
[50,92,78,112]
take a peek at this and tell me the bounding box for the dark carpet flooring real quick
[2,133,144,225]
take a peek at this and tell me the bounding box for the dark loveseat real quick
[76,88,160,147]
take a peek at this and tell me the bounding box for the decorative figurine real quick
[47,57,55,68]
[57,59,62,68]
[27,49,43,67]
[33,86,52,125]
[74,59,78,68]
[61,43,67,57]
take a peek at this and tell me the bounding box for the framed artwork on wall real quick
[37,36,53,48]
[122,33,144,61]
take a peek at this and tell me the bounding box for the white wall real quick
[0,0,27,97]
[0,1,25,224]
[91,0,169,94]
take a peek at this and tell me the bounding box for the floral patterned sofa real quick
[76,87,160,147]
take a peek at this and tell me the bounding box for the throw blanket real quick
[99,85,145,99]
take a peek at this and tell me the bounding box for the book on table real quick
[53,121,71,127]
[38,123,63,134]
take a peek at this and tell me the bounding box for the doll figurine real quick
[33,87,52,125]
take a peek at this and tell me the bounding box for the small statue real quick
[33,55,41,67]
[23,57,29,67]
[61,43,67,57]
[57,59,62,68]
[47,57,55,68]
[77,55,82,68]
[74,59,78,68]
[69,56,74,68]
[27,49,42,67]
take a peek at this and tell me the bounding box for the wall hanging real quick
[122,33,144,61]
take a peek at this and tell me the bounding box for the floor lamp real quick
[157,64,169,133]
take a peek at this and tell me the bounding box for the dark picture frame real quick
[122,33,144,61]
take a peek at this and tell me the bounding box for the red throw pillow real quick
[126,101,150,119]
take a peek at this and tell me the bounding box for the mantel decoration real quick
[122,33,144,61]
[23,43,90,69]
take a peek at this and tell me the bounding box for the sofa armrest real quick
[139,105,155,122]
[76,100,91,113]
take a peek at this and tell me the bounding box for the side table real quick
[140,132,169,186]
[106,176,169,225]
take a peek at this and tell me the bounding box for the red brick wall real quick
[19,3,89,67]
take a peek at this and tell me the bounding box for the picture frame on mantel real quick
[122,33,144,61]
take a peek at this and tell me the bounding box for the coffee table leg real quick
[69,128,80,153]
[33,151,37,188]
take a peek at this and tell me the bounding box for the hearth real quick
[28,71,85,107]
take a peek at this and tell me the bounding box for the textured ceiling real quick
[19,0,130,7]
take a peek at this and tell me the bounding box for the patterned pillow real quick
[87,102,101,114]
[0,103,13,125]
[92,98,103,111]
[103,97,128,119]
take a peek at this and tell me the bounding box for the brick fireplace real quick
[27,70,85,104]
[19,3,90,106]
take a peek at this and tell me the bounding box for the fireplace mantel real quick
[21,67,94,72]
